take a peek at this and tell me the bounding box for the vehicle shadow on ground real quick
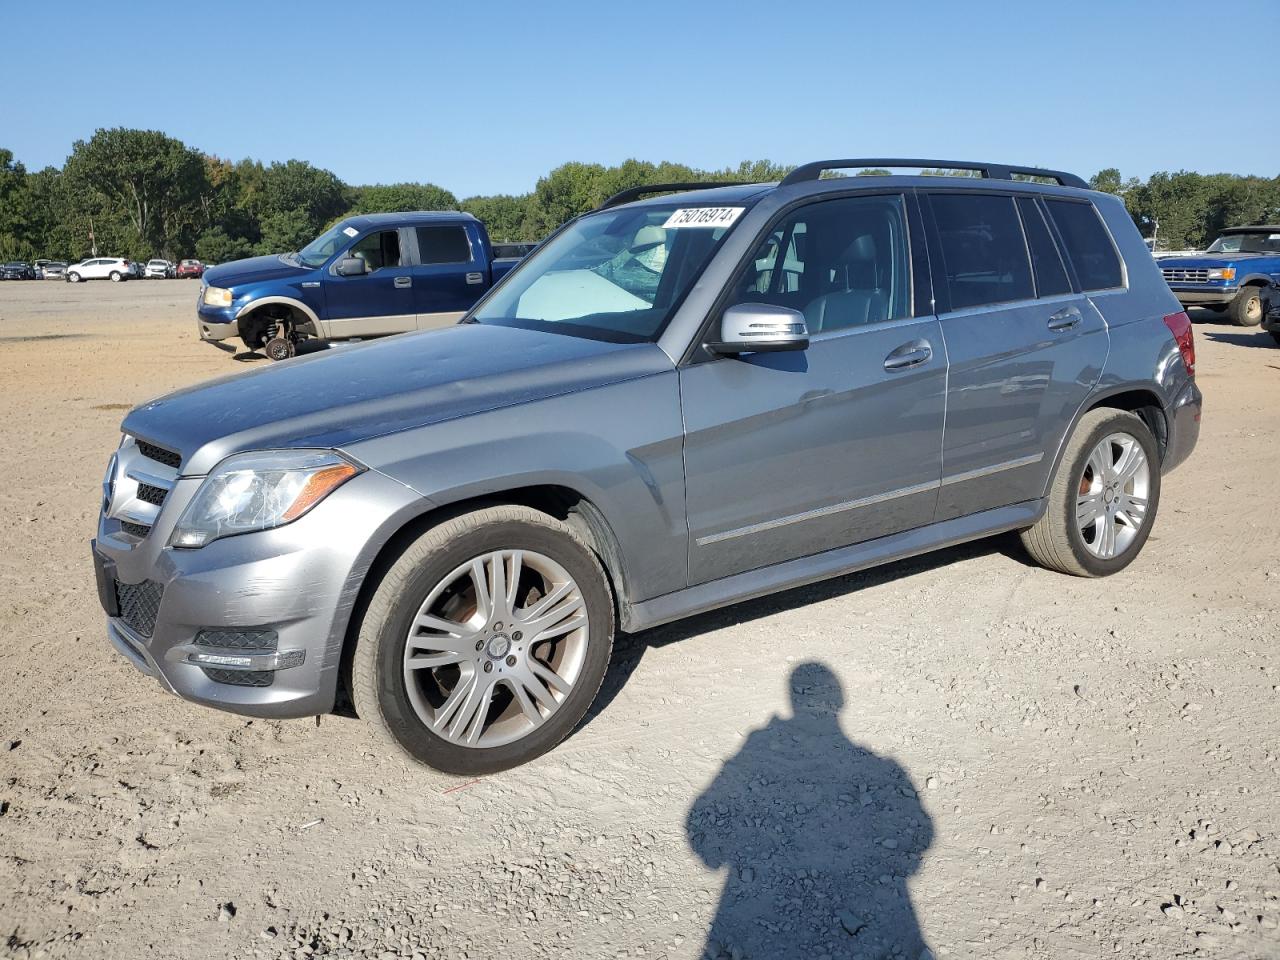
[685,662,935,959]
[587,533,1026,726]
[1202,331,1278,350]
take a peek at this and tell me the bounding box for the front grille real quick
[202,667,274,687]
[119,520,151,539]
[194,629,278,651]
[1161,267,1210,283]
[136,440,181,469]
[116,580,163,637]
[135,482,167,506]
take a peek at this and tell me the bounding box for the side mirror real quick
[708,303,809,354]
[336,256,367,277]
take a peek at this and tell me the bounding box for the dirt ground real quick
[0,278,1277,960]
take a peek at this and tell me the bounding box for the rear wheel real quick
[1020,409,1161,577]
[351,505,614,775]
[1229,286,1264,326]
[109,271,122,282]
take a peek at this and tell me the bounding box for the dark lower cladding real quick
[201,667,275,687]
[116,579,164,637]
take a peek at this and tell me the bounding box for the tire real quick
[109,271,122,282]
[1228,286,1264,326]
[68,272,81,283]
[1020,408,1161,577]
[351,505,615,775]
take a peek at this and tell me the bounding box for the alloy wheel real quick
[402,549,589,748]
[1075,432,1150,559]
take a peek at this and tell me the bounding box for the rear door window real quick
[928,193,1034,310]
[1045,199,1123,291]
[1016,197,1072,297]
[416,226,472,265]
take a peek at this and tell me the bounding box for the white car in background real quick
[146,259,174,279]
[66,258,133,282]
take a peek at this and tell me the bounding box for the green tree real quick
[349,182,458,214]
[62,128,208,258]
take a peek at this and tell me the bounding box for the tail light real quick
[1163,311,1195,377]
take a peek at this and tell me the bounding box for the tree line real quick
[0,127,1276,263]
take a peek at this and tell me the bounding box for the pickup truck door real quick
[409,223,486,330]
[680,193,946,585]
[322,227,416,339]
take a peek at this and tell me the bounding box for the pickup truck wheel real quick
[264,337,295,361]
[1228,287,1264,326]
[1019,409,1161,577]
[351,505,614,775]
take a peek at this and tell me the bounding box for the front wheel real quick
[351,505,614,775]
[68,272,81,283]
[1229,287,1264,326]
[1020,408,1161,577]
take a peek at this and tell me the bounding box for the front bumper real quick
[94,463,423,718]
[1163,378,1202,474]
[1168,284,1238,306]
[196,301,238,341]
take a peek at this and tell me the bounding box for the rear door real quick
[922,190,1108,520]
[680,192,947,584]
[322,227,416,339]
[410,223,482,330]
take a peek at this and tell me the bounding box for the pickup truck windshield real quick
[471,203,745,342]
[1206,232,1280,254]
[297,222,354,268]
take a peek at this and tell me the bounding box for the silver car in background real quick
[94,158,1201,775]
[40,261,67,280]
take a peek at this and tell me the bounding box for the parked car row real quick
[0,258,209,282]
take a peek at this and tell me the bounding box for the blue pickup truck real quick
[1157,224,1280,327]
[196,211,524,359]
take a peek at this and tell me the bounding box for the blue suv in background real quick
[1157,224,1280,326]
[196,211,525,359]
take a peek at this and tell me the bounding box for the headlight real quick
[202,285,233,307]
[170,450,361,548]
[1206,267,1236,280]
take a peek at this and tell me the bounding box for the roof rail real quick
[778,159,1088,190]
[598,181,751,210]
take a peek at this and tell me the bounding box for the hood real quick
[121,324,674,476]
[202,254,311,288]
[1157,252,1274,268]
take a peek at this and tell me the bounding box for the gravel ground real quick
[0,279,1277,960]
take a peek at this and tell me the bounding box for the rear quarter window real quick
[1045,199,1123,291]
[416,226,472,265]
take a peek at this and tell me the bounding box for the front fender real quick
[235,294,322,336]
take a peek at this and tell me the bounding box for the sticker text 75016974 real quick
[662,207,745,229]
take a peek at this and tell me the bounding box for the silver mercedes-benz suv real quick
[94,158,1202,774]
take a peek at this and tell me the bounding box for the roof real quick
[617,183,776,209]
[1220,224,1280,234]
[343,210,478,229]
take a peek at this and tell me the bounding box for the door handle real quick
[1047,306,1082,330]
[883,340,933,371]
[394,276,412,289]
[465,272,484,285]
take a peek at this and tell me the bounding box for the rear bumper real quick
[1163,378,1202,474]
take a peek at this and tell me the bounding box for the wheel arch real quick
[1040,385,1169,501]
[235,296,321,337]
[1235,274,1272,290]
[335,483,632,712]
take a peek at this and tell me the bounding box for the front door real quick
[922,191,1109,520]
[681,193,947,585]
[410,223,482,330]
[323,227,416,339]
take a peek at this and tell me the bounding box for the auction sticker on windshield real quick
[663,207,744,229]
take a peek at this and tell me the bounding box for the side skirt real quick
[623,499,1045,633]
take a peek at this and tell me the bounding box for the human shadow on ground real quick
[685,662,934,959]
[1203,331,1280,350]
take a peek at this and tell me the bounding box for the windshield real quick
[297,222,354,268]
[470,202,747,342]
[1205,231,1280,254]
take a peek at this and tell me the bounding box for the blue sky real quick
[3,0,1276,197]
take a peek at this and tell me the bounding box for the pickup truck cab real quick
[1158,225,1280,326]
[197,211,521,359]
